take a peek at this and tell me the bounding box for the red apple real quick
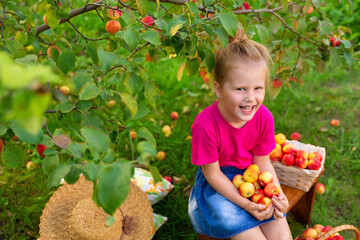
[156,151,166,161]
[239,182,255,198]
[313,224,324,233]
[303,228,318,239]
[257,196,272,209]
[129,130,137,140]
[250,188,264,203]
[232,174,245,188]
[322,225,333,233]
[308,159,321,170]
[330,38,341,47]
[47,46,60,59]
[303,5,313,14]
[242,2,250,10]
[269,148,283,161]
[332,235,345,240]
[43,15,48,25]
[272,78,282,88]
[295,155,308,169]
[203,76,210,83]
[258,171,273,187]
[200,71,207,77]
[163,176,173,184]
[141,16,154,26]
[263,182,281,198]
[296,150,309,160]
[36,144,47,157]
[308,151,323,162]
[282,143,297,155]
[105,20,121,34]
[0,138,4,153]
[281,154,295,166]
[145,53,152,62]
[330,118,340,127]
[108,8,122,20]
[290,132,301,141]
[170,111,179,120]
[315,183,325,194]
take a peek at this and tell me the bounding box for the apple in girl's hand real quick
[308,152,322,162]
[257,196,272,209]
[269,148,282,161]
[315,183,325,194]
[247,164,260,174]
[253,181,261,190]
[313,224,324,233]
[290,132,301,141]
[308,159,321,170]
[295,156,308,169]
[281,154,295,166]
[243,168,258,183]
[239,182,255,198]
[250,188,264,203]
[303,228,318,239]
[282,144,297,155]
[296,150,309,160]
[170,111,179,120]
[258,171,273,187]
[264,182,281,198]
[232,174,245,188]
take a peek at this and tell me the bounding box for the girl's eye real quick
[255,87,263,90]
[236,88,245,91]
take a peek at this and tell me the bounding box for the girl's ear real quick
[214,81,222,99]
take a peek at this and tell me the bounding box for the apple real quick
[163,176,173,184]
[141,16,154,26]
[0,138,4,153]
[12,135,19,141]
[275,143,282,151]
[315,183,325,194]
[330,118,340,127]
[269,148,283,161]
[43,15,48,25]
[156,151,166,161]
[272,79,283,88]
[242,2,250,10]
[107,100,116,108]
[303,5,313,14]
[264,182,281,198]
[332,235,345,240]
[295,155,308,169]
[36,144,47,157]
[282,143,297,155]
[162,125,172,137]
[322,225,333,234]
[247,164,260,174]
[258,171,273,187]
[239,182,255,198]
[200,71,207,77]
[329,38,341,47]
[296,150,309,160]
[281,154,295,166]
[232,174,245,188]
[47,46,60,59]
[203,76,210,83]
[303,228,318,239]
[108,8,122,20]
[250,188,264,203]
[290,132,301,141]
[308,151,323,162]
[145,53,152,62]
[129,130,137,140]
[26,161,37,171]
[274,133,286,145]
[60,86,70,95]
[105,20,121,34]
[170,111,179,120]
[257,196,272,209]
[243,168,258,183]
[313,224,324,233]
[253,181,261,190]
[308,159,321,170]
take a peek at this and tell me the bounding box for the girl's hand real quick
[271,192,289,220]
[245,201,274,221]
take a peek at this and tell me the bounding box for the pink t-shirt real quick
[191,101,276,169]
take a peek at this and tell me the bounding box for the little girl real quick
[188,29,293,240]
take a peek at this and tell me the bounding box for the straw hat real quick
[39,175,154,240]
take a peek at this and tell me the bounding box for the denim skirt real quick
[188,166,278,238]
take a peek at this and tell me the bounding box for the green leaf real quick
[185,2,199,15]
[136,0,149,16]
[137,141,157,156]
[269,15,282,34]
[47,164,70,188]
[68,142,87,159]
[15,31,28,47]
[4,39,26,58]
[205,49,215,73]
[106,216,116,227]
[132,104,150,120]
[330,47,341,67]
[79,82,101,100]
[76,100,93,111]
[115,92,138,118]
[124,27,139,49]
[122,8,137,25]
[319,19,333,36]
[56,101,75,113]
[149,165,162,184]
[81,112,107,133]
[80,127,109,157]
[72,73,92,94]
[213,26,228,47]
[87,43,99,65]
[344,51,353,67]
[95,161,131,215]
[255,25,270,43]
[167,18,186,37]
[281,0,288,9]
[64,166,81,184]
[185,57,199,77]
[123,74,143,96]
[142,30,161,45]
[144,81,160,107]
[102,148,115,163]
[14,54,38,65]
[219,11,238,37]
[9,121,43,144]
[45,7,60,29]
[98,47,117,74]
[1,144,24,168]
[43,153,59,175]
[137,127,156,147]
[0,125,7,136]
[237,14,248,33]
[58,50,76,74]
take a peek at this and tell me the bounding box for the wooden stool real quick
[197,168,325,240]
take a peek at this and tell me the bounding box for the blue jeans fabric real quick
[188,166,277,238]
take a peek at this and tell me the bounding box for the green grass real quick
[1,58,359,239]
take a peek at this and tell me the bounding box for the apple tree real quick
[0,0,355,215]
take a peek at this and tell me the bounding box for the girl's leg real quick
[260,218,293,240]
[230,226,267,240]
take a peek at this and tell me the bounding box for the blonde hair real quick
[213,29,272,90]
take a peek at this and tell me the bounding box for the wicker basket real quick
[272,140,326,192]
[294,224,360,240]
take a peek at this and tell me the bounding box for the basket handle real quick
[318,225,360,240]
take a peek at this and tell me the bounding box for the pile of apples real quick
[232,164,280,209]
[269,133,323,170]
[298,224,344,240]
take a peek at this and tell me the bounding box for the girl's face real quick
[214,61,266,128]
